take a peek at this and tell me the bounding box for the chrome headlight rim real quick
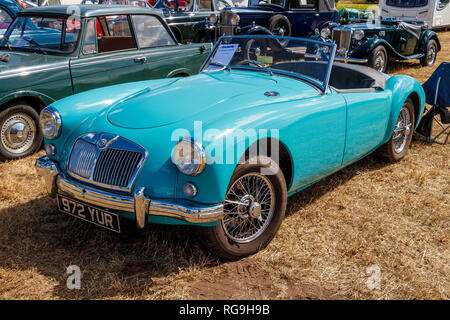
[320,27,331,40]
[353,29,365,41]
[209,13,218,25]
[39,106,62,139]
[231,14,240,26]
[171,137,206,176]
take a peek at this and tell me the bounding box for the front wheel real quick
[198,156,287,260]
[0,103,43,160]
[376,97,415,162]
[368,45,388,73]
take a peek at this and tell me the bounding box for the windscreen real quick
[201,35,335,91]
[0,15,81,54]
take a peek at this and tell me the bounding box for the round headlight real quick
[231,14,240,26]
[39,106,61,139]
[210,13,218,24]
[353,29,365,41]
[320,27,331,39]
[171,138,206,176]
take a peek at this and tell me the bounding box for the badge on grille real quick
[97,138,108,149]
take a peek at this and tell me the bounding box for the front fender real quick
[240,25,272,35]
[0,90,55,108]
[382,75,425,144]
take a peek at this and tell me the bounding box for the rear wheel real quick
[377,98,415,162]
[0,103,43,160]
[368,45,388,73]
[420,39,437,67]
[198,156,287,260]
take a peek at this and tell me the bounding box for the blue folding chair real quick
[416,62,450,144]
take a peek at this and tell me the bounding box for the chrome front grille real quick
[92,148,142,188]
[332,28,352,55]
[219,11,234,36]
[66,133,146,192]
[67,139,97,179]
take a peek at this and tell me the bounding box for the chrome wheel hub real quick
[427,46,436,65]
[375,52,385,72]
[392,107,412,154]
[222,173,275,243]
[0,113,36,154]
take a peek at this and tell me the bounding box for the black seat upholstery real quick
[272,61,386,91]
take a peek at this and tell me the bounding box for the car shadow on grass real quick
[0,195,220,299]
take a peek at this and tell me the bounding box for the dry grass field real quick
[0,33,449,300]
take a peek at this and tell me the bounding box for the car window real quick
[198,0,212,9]
[289,0,316,9]
[252,0,285,6]
[83,18,97,54]
[0,9,12,35]
[386,0,428,7]
[158,0,194,12]
[132,15,176,48]
[2,15,81,53]
[97,15,137,53]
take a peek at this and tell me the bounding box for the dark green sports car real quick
[312,19,440,73]
[0,5,211,160]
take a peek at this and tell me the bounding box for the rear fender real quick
[382,75,425,144]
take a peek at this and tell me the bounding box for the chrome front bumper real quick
[35,156,223,228]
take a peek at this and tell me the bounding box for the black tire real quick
[0,103,43,160]
[244,38,268,60]
[420,39,437,67]
[376,97,415,162]
[198,156,287,260]
[268,15,291,38]
[367,45,388,73]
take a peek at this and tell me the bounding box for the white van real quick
[379,0,450,28]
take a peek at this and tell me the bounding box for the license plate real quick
[57,195,121,233]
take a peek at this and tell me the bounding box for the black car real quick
[154,0,234,43]
[205,0,338,41]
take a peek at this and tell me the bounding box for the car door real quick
[70,15,149,93]
[286,93,347,190]
[394,25,418,56]
[340,91,390,164]
[284,0,319,37]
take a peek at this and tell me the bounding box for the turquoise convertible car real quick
[36,35,425,259]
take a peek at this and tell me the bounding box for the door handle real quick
[134,56,147,64]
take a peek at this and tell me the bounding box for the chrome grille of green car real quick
[332,29,352,55]
[66,134,146,192]
[220,11,234,36]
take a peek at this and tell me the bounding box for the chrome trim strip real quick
[35,156,224,225]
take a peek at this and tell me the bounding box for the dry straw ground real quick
[0,32,448,300]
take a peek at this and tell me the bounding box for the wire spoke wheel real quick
[392,107,412,154]
[222,173,275,243]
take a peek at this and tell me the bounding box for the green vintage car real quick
[0,5,211,160]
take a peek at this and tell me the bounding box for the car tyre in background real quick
[420,39,437,67]
[198,156,287,260]
[376,97,415,162]
[368,45,388,73]
[0,103,43,160]
[269,15,291,38]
